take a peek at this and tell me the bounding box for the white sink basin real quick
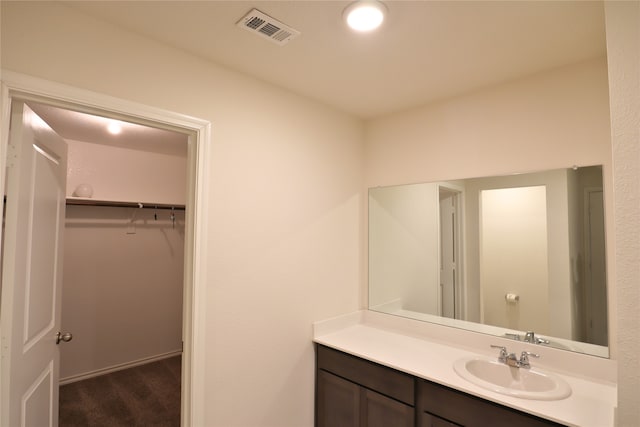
[453,357,571,400]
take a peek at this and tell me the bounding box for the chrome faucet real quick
[490,345,539,369]
[518,351,540,369]
[490,344,509,363]
[524,331,550,345]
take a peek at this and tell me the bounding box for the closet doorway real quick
[0,72,209,427]
[29,102,188,426]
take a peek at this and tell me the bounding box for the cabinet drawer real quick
[417,380,565,427]
[317,345,415,406]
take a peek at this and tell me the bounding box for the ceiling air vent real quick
[236,9,300,46]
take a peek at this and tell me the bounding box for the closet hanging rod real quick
[66,198,185,211]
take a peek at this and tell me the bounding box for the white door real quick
[0,101,68,427]
[439,190,457,319]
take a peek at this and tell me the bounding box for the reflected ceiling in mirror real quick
[368,166,608,357]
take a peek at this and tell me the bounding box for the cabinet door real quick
[317,370,360,427]
[317,369,415,427]
[361,388,414,427]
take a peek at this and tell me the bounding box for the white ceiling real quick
[28,103,188,157]
[30,1,607,154]
[65,0,607,119]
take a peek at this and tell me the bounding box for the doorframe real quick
[0,70,210,426]
[436,183,465,320]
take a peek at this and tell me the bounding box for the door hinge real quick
[6,142,17,169]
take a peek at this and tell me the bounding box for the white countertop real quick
[313,311,617,427]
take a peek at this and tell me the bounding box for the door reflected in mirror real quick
[368,166,608,357]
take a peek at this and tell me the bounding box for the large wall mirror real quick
[369,166,608,357]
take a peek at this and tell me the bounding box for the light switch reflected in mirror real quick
[368,165,608,358]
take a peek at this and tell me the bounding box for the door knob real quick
[56,332,73,345]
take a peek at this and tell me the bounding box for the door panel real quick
[23,362,54,427]
[317,370,360,427]
[25,144,62,349]
[1,101,67,427]
[361,388,414,427]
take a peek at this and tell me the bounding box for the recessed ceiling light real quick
[107,121,122,135]
[344,1,387,32]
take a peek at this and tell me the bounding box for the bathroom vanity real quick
[314,311,616,427]
[317,344,561,426]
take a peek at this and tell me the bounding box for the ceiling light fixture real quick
[343,1,387,32]
[107,121,122,135]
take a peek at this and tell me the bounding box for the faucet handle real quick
[490,345,508,362]
[519,351,540,368]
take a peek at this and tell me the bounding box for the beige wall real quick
[604,2,640,425]
[480,186,549,334]
[61,139,188,381]
[365,57,612,187]
[369,183,440,314]
[61,206,185,381]
[67,139,188,205]
[1,3,363,426]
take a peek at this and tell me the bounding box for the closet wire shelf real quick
[66,198,185,211]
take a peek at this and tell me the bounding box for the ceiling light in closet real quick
[107,121,122,135]
[344,1,387,32]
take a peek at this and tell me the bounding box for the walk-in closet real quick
[30,103,188,425]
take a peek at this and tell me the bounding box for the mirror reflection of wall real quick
[369,183,440,315]
[368,166,607,356]
[479,186,549,334]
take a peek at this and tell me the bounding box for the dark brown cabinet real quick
[317,370,360,426]
[316,345,414,427]
[315,344,565,427]
[417,379,562,427]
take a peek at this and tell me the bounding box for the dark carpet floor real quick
[59,356,181,427]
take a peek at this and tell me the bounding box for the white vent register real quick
[236,9,300,46]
